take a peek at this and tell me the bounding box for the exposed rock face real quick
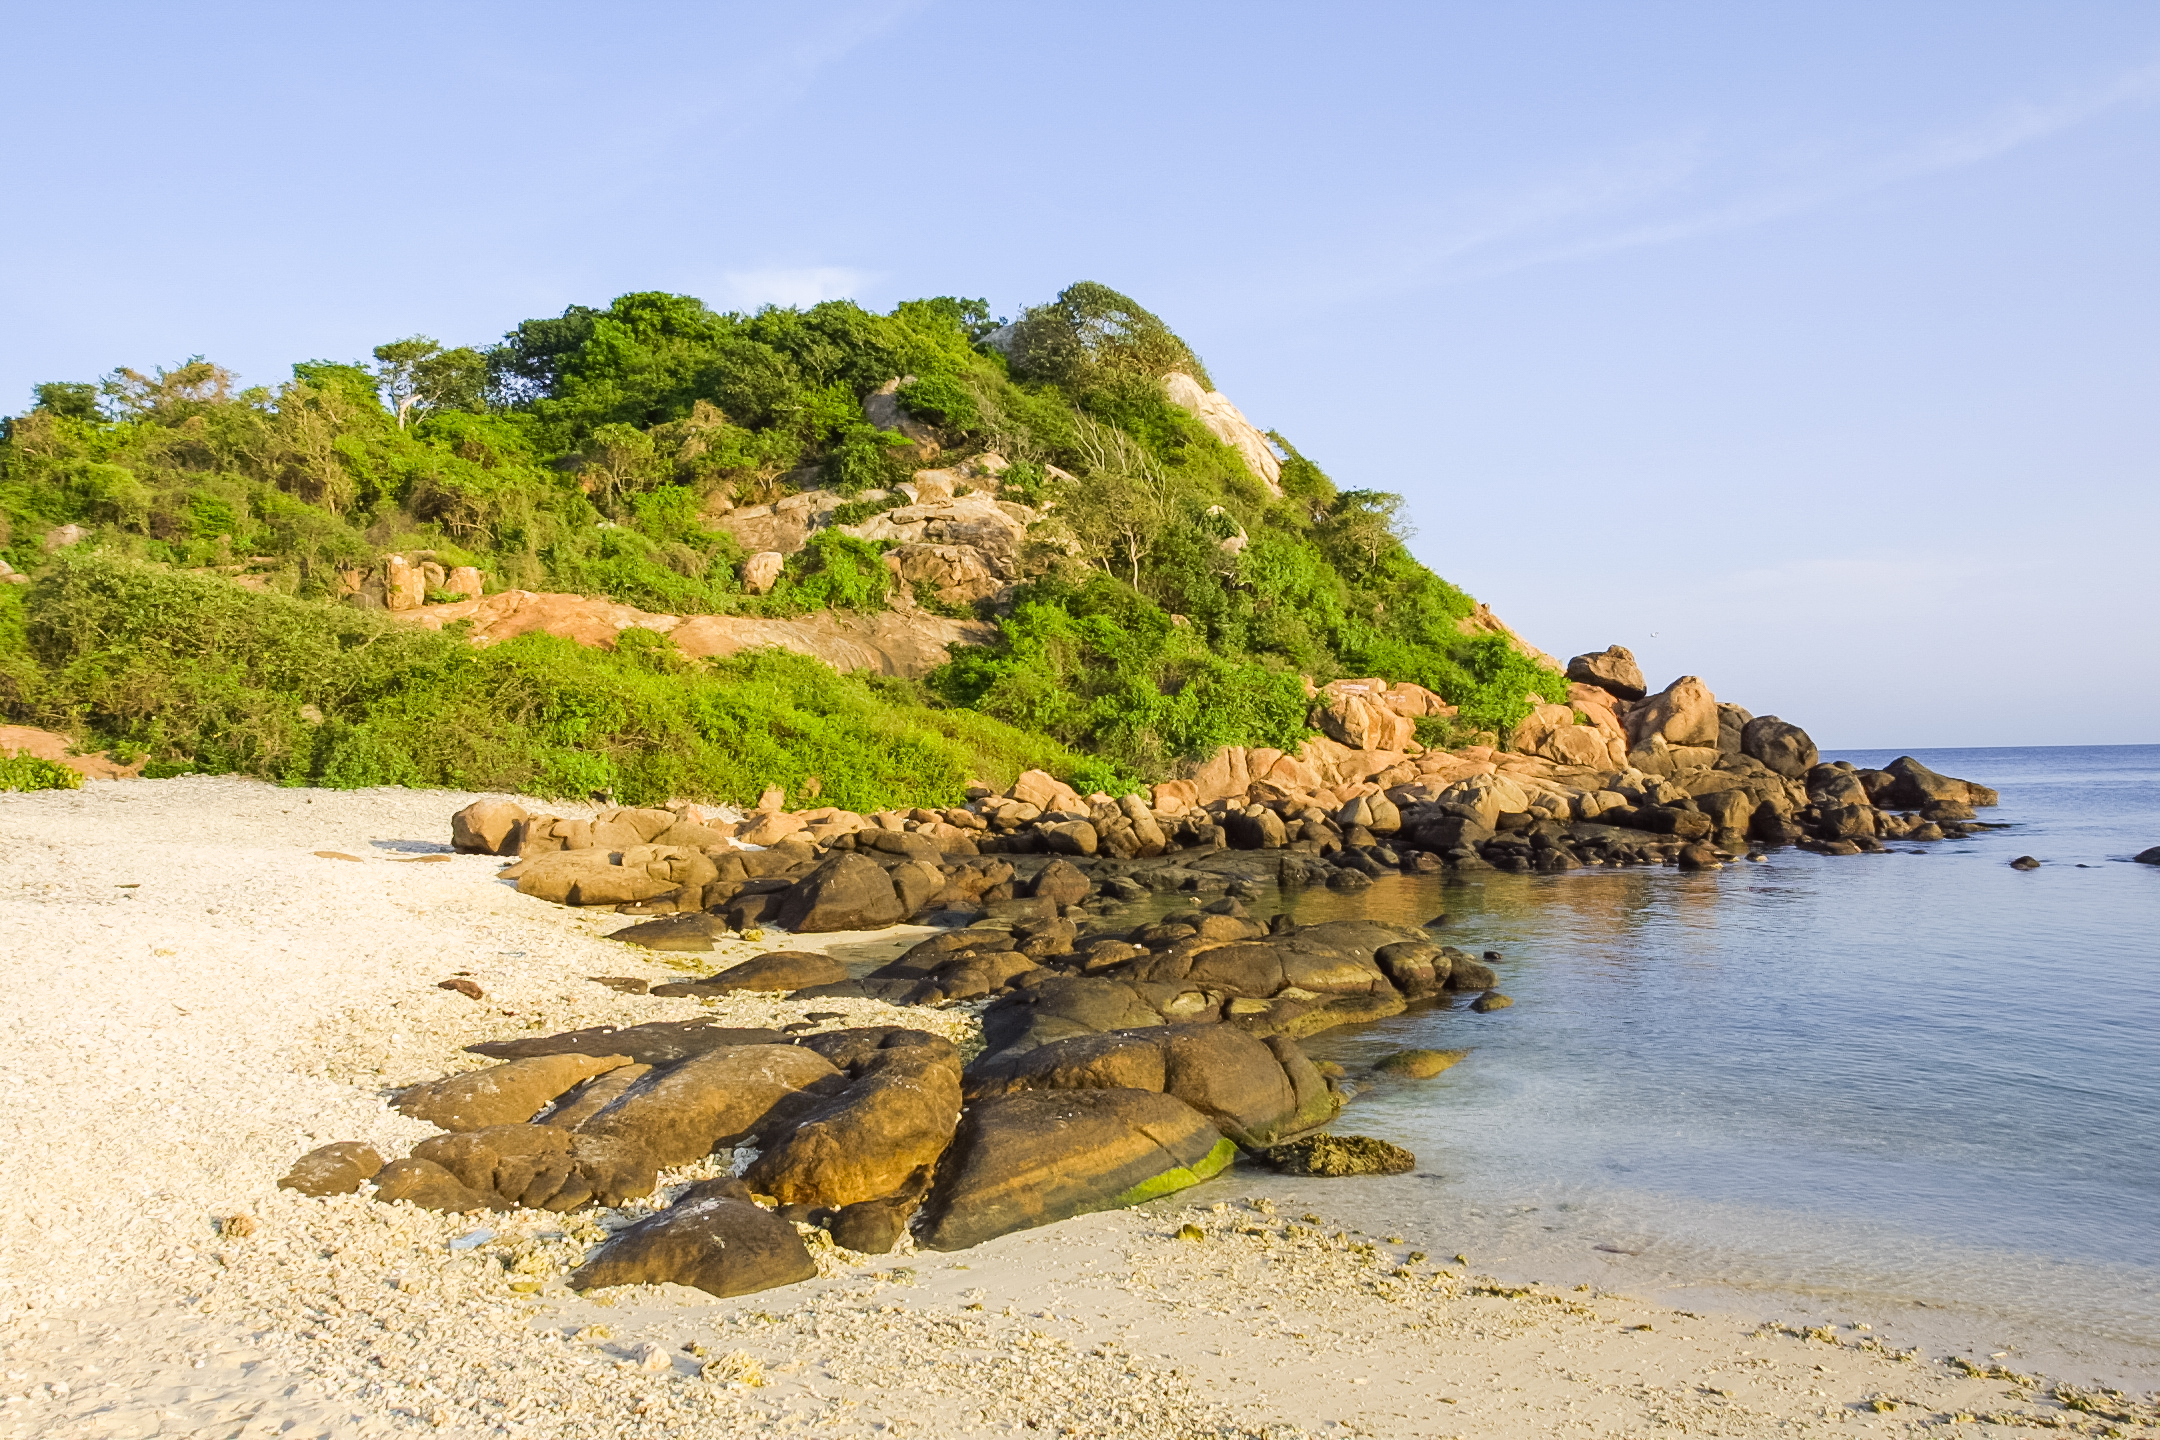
[1315,684,1417,752]
[398,590,993,678]
[917,1088,1236,1251]
[1161,372,1283,496]
[885,543,1006,608]
[394,1054,633,1133]
[570,1183,817,1297]
[1566,646,1647,701]
[742,551,785,594]
[1878,755,2000,809]
[709,489,846,554]
[279,1142,384,1197]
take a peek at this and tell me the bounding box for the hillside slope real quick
[0,282,1564,804]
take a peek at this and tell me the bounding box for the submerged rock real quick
[1372,1048,1467,1079]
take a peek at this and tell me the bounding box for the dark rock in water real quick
[1373,940,1450,997]
[651,951,845,997]
[607,913,730,952]
[1470,990,1514,1012]
[1261,1134,1415,1177]
[1566,645,1646,702]
[2010,855,2042,870]
[279,1141,384,1197]
[411,1124,658,1211]
[1327,867,1374,891]
[2136,847,2160,865]
[1676,843,1723,871]
[917,1088,1234,1251]
[1921,799,1976,823]
[575,1045,843,1168]
[468,1021,787,1067]
[371,1157,504,1212]
[778,854,905,933]
[1879,756,2000,809]
[1442,950,1497,991]
[396,1054,632,1133]
[571,1185,816,1297]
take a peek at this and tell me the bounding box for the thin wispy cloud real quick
[1312,57,2160,304]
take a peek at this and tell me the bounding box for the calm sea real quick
[1189,745,2160,1378]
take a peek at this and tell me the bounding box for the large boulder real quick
[1626,677,1719,750]
[279,1142,385,1197]
[1741,716,1819,779]
[887,542,1009,608]
[1222,807,1288,849]
[1156,1026,1303,1150]
[965,1032,1170,1100]
[451,800,528,855]
[410,1124,659,1211]
[1028,858,1093,907]
[776,854,905,933]
[917,1088,1237,1251]
[1315,688,1415,752]
[2135,846,2160,866]
[574,1045,842,1167]
[394,1054,633,1133]
[1877,755,1999,809]
[1161,372,1283,494]
[744,1045,961,1208]
[977,976,1164,1057]
[570,1181,817,1297]
[1565,645,1647,702]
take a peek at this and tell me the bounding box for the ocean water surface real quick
[1189,745,2160,1374]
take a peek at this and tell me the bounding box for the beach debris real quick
[437,977,484,999]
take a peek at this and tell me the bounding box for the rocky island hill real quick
[0,282,2003,1302]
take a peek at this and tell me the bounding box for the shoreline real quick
[2,776,2153,1437]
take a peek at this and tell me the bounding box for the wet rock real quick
[652,951,846,996]
[2010,855,2042,870]
[917,1089,1236,1251]
[570,1185,817,1297]
[1260,1134,1416,1177]
[279,1142,385,1197]
[1372,1049,1467,1079]
[1029,858,1093,907]
[2136,846,2160,865]
[1470,990,1513,1012]
[394,1054,633,1133]
[371,1157,505,1212]
[1441,950,1497,991]
[777,854,905,933]
[1676,843,1723,871]
[575,1045,843,1167]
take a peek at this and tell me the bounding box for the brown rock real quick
[1157,1026,1301,1149]
[279,1142,384,1197]
[574,1045,842,1167]
[538,1065,651,1129]
[1373,1048,1467,1079]
[655,951,846,996]
[607,913,730,952]
[1565,646,1647,702]
[917,1089,1237,1251]
[371,1157,505,1212]
[1260,1134,1415,1177]
[777,854,904,933]
[451,800,528,855]
[1626,676,1720,751]
[394,1054,633,1133]
[410,1124,659,1210]
[745,1047,962,1208]
[965,1032,1170,1100]
[1028,858,1092,907]
[437,978,485,1000]
[468,1020,788,1067]
[570,1186,817,1297]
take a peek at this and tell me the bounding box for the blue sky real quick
[4,1,2155,746]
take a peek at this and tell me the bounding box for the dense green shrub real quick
[0,749,80,791]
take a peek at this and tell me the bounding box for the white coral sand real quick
[0,778,2128,1438]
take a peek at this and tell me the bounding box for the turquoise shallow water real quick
[1191,745,2160,1373]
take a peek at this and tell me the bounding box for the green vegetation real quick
[0,280,1564,797]
[0,748,81,792]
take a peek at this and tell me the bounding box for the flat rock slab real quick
[468,1021,787,1067]
[606,913,731,952]
[395,1053,631,1132]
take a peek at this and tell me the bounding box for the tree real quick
[31,382,101,422]
[372,337,488,428]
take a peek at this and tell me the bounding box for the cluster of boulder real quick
[282,913,1475,1297]
[447,645,1999,940]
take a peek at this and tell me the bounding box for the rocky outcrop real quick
[1566,646,1647,702]
[1161,372,1283,495]
[393,1054,632,1133]
[570,1181,817,1297]
[395,590,992,678]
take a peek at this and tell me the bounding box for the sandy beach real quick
[3,777,2151,1439]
